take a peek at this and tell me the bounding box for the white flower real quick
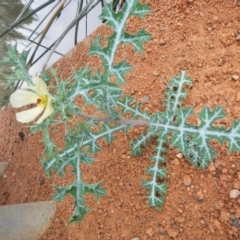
[10,76,54,124]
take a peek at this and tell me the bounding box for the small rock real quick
[214,200,224,210]
[152,71,160,77]
[183,175,192,186]
[196,190,204,200]
[167,227,178,238]
[3,174,7,178]
[176,153,183,159]
[236,92,240,102]
[232,218,240,227]
[232,226,239,232]
[236,209,240,218]
[159,39,166,45]
[146,228,153,236]
[237,172,240,181]
[172,158,180,165]
[175,216,185,223]
[177,207,183,213]
[233,181,240,190]
[152,99,159,106]
[213,219,221,230]
[208,163,216,172]
[220,209,230,222]
[222,168,228,174]
[232,74,239,81]
[208,223,215,233]
[141,95,149,103]
[40,179,45,186]
[19,131,25,141]
[230,189,240,198]
[131,238,139,240]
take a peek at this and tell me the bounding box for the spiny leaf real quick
[1,44,32,86]
[131,131,152,156]
[118,96,150,120]
[164,71,192,111]
[68,206,91,224]
[130,1,152,19]
[90,0,151,75]
[111,61,132,84]
[122,28,151,53]
[83,182,106,200]
[142,139,167,210]
[99,0,151,27]
[142,179,167,210]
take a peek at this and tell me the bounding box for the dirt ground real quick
[1,0,240,239]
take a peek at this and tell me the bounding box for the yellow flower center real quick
[36,94,48,106]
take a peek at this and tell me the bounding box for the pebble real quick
[152,99,159,106]
[213,219,221,230]
[196,190,204,200]
[208,223,215,233]
[177,207,183,213]
[232,218,240,227]
[3,174,7,178]
[40,178,45,185]
[176,153,183,159]
[237,172,240,181]
[141,95,149,103]
[175,216,185,223]
[131,238,139,240]
[167,227,179,238]
[232,226,239,232]
[230,189,240,198]
[183,175,192,186]
[159,39,166,45]
[221,168,228,174]
[172,158,180,165]
[236,92,240,102]
[235,209,240,218]
[152,71,160,77]
[232,74,239,81]
[208,163,216,172]
[146,228,153,236]
[233,181,240,190]
[214,200,224,210]
[220,209,230,222]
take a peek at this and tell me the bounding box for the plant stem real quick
[77,112,149,126]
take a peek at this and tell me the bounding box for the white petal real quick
[26,76,48,94]
[31,76,47,88]
[36,98,54,124]
[10,89,38,108]
[16,106,44,123]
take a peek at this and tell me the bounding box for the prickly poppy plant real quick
[3,0,240,223]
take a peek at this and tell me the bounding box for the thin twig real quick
[74,0,84,45]
[42,0,100,71]
[27,0,67,68]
